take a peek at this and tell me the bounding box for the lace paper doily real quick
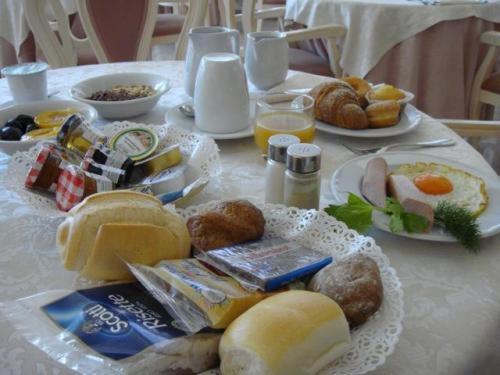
[178,202,404,375]
[2,122,221,217]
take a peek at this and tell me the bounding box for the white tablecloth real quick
[0,61,499,374]
[285,0,500,78]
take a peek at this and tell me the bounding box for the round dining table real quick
[0,61,499,375]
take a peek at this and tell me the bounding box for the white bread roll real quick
[57,191,191,280]
[219,290,351,375]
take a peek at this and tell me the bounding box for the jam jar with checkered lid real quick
[56,165,113,211]
[24,143,69,194]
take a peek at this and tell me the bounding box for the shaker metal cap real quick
[286,143,321,173]
[268,134,301,163]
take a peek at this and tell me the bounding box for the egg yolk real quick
[413,174,453,195]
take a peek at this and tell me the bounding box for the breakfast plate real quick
[0,99,98,155]
[165,104,254,140]
[330,152,500,241]
[178,201,404,375]
[316,104,422,138]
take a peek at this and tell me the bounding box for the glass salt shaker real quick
[265,134,300,204]
[283,143,321,209]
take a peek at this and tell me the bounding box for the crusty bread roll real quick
[187,200,265,252]
[219,290,351,375]
[57,191,191,280]
[365,100,400,128]
[308,254,383,328]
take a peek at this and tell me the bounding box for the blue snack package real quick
[41,282,185,360]
[195,238,333,291]
[0,283,221,374]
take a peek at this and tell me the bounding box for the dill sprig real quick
[434,201,481,253]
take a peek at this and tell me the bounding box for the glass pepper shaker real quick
[283,143,321,210]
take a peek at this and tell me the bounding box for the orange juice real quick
[254,111,315,153]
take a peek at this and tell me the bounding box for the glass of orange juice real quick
[254,92,315,154]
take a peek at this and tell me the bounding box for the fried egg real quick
[393,162,488,216]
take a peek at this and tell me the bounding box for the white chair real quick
[440,119,500,137]
[441,119,500,174]
[469,31,500,119]
[22,0,92,67]
[220,0,346,77]
[77,0,208,62]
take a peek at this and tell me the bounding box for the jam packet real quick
[0,283,220,374]
[195,237,333,291]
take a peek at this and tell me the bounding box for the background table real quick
[286,0,500,119]
[0,61,499,374]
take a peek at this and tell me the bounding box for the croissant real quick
[310,81,368,130]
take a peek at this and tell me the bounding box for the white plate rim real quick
[330,151,500,241]
[165,105,254,140]
[316,104,421,138]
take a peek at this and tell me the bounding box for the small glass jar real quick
[265,134,300,204]
[57,114,106,156]
[25,144,68,194]
[283,143,321,210]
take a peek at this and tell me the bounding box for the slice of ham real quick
[387,174,434,232]
[361,157,388,208]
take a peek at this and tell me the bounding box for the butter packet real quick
[129,259,269,333]
[195,238,333,292]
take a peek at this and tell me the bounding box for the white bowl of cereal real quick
[70,72,170,119]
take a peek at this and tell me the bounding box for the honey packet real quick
[128,259,270,333]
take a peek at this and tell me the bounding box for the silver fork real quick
[342,138,456,155]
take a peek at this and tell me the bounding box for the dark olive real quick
[14,114,35,128]
[4,119,25,133]
[0,126,23,140]
[26,123,38,133]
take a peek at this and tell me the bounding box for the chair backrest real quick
[173,0,210,60]
[22,0,87,67]
[469,31,500,119]
[76,0,158,63]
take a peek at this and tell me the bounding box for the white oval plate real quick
[178,201,403,375]
[0,99,98,155]
[316,104,421,138]
[165,104,254,140]
[330,152,500,241]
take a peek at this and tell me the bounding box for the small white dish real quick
[0,99,98,155]
[316,104,422,138]
[165,103,254,140]
[365,84,415,109]
[70,72,170,119]
[1,62,48,104]
[330,151,500,241]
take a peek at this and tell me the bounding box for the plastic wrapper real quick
[128,259,270,333]
[0,283,220,374]
[195,238,333,291]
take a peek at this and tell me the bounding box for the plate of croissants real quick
[310,77,421,138]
